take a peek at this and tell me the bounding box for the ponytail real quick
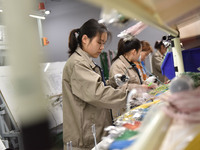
[68,19,111,58]
[112,39,124,62]
[68,28,80,57]
[154,40,164,50]
[112,37,141,63]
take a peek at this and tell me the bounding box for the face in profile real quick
[140,45,153,62]
[130,47,142,63]
[160,45,167,55]
[141,50,152,61]
[83,32,107,58]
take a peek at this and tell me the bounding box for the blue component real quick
[161,48,200,80]
[109,140,135,150]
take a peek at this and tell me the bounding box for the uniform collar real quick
[157,50,164,59]
[76,47,96,68]
[157,50,163,56]
[119,55,133,68]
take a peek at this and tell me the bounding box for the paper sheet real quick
[0,61,66,128]
[0,139,6,150]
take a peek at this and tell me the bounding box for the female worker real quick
[109,36,150,118]
[152,40,168,83]
[62,19,127,150]
[135,40,153,81]
[109,37,145,90]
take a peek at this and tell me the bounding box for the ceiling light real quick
[44,10,51,15]
[29,14,45,20]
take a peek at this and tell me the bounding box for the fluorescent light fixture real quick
[0,10,3,12]
[44,10,51,15]
[98,19,104,23]
[44,63,50,72]
[29,14,45,20]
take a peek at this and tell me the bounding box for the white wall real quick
[41,0,101,63]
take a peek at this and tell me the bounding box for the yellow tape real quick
[131,100,161,110]
[184,132,200,150]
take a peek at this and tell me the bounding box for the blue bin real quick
[161,52,175,80]
[161,48,200,80]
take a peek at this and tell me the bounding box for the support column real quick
[171,37,185,76]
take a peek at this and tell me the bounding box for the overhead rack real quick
[82,0,200,76]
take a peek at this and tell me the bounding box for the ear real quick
[82,34,89,45]
[131,49,137,55]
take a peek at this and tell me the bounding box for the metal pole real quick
[37,18,43,46]
[171,37,185,76]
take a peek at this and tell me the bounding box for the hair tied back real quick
[76,28,80,35]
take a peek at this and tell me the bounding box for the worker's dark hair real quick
[68,19,111,57]
[154,40,165,50]
[112,37,141,62]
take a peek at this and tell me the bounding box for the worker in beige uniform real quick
[109,37,150,118]
[62,19,127,150]
[152,40,168,83]
[134,40,153,81]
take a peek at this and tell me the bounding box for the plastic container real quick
[161,52,175,80]
[161,48,200,80]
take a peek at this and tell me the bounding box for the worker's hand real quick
[160,87,200,123]
[148,83,158,89]
[144,76,157,84]
[144,76,158,89]
[163,105,200,123]
[114,74,129,86]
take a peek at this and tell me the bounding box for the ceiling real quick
[82,0,200,37]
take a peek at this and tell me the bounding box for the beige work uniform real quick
[152,50,165,82]
[109,55,143,118]
[62,47,127,150]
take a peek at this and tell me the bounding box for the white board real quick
[0,61,66,129]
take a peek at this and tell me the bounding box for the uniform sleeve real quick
[109,64,141,91]
[106,76,118,88]
[152,54,163,72]
[70,61,127,109]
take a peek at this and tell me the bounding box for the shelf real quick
[83,0,200,37]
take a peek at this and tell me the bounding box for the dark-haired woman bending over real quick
[109,37,149,118]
